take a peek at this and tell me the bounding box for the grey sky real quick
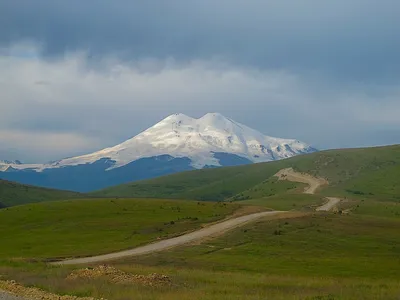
[0,1,399,162]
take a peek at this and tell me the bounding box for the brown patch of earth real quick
[67,265,171,287]
[0,280,100,300]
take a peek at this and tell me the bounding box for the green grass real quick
[230,177,303,200]
[1,202,399,300]
[0,198,239,259]
[322,164,400,201]
[122,212,400,279]
[1,262,399,300]
[91,161,289,201]
[351,199,400,218]
[238,193,326,211]
[94,144,400,202]
[0,179,83,207]
[96,201,398,299]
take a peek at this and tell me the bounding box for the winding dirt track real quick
[53,168,340,266]
[53,211,286,265]
[275,168,328,194]
[275,168,340,212]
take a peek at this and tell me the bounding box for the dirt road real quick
[53,210,286,265]
[316,197,341,212]
[275,168,340,212]
[275,168,328,194]
[53,169,340,265]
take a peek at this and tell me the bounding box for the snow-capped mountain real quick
[0,113,317,192]
[4,113,316,171]
[0,160,21,171]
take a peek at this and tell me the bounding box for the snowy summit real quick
[2,113,316,172]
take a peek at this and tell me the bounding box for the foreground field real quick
[0,198,239,260]
[1,262,399,300]
[1,201,399,299]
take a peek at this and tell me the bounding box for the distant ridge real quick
[0,179,83,207]
[94,144,400,202]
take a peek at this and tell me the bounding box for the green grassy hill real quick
[93,144,400,202]
[0,179,83,207]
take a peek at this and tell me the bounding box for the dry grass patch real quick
[67,265,171,287]
[0,279,102,300]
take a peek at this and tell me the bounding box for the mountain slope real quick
[0,113,315,192]
[0,179,83,207]
[93,144,400,202]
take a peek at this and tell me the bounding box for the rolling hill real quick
[93,144,400,202]
[0,179,83,207]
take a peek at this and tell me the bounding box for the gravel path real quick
[53,210,286,265]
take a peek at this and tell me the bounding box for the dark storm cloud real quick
[1,1,399,162]
[1,0,400,82]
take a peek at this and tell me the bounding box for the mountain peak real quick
[2,113,316,172]
[160,112,231,125]
[156,113,194,125]
[201,112,228,119]
[199,112,233,124]
[165,113,191,120]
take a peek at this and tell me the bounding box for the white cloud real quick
[0,129,103,162]
[0,47,399,162]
